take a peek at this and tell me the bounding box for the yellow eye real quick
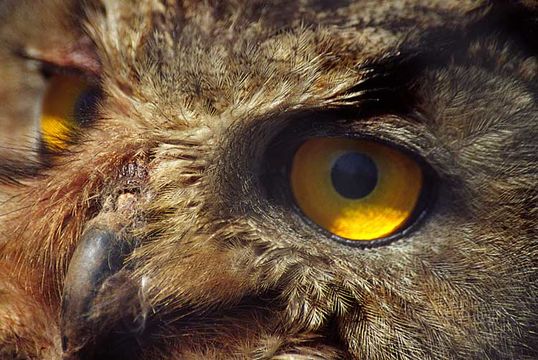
[290,138,426,241]
[40,74,99,151]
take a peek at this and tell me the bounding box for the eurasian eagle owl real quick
[0,0,536,359]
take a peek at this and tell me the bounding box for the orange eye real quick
[40,74,99,151]
[290,138,425,241]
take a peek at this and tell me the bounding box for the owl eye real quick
[40,74,100,151]
[290,137,431,243]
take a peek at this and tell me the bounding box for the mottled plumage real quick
[0,1,536,359]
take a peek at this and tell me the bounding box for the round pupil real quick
[74,88,100,125]
[331,152,378,199]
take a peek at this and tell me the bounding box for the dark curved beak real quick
[61,225,144,359]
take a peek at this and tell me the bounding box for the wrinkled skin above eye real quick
[0,1,537,359]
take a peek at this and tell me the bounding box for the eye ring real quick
[287,137,437,248]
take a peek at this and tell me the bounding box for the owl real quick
[0,0,536,359]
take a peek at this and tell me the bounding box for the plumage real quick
[0,0,536,359]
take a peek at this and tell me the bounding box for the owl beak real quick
[60,224,144,359]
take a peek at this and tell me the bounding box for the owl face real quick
[0,1,536,359]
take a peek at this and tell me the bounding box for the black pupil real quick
[74,88,100,125]
[331,152,378,199]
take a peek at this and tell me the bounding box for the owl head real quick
[0,1,536,359]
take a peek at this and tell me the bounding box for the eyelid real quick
[40,62,101,86]
[22,36,101,77]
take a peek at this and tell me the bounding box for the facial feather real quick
[0,1,536,359]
